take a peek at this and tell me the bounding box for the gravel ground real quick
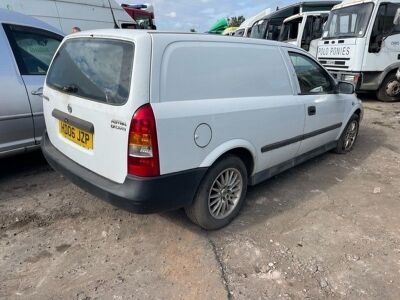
[1,98,399,300]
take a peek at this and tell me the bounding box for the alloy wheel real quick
[208,168,243,219]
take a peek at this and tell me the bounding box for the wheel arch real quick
[377,63,400,89]
[336,101,363,140]
[199,140,257,177]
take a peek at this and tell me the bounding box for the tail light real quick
[128,104,159,177]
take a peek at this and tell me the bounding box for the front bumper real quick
[41,131,207,214]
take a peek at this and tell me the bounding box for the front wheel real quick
[376,73,400,102]
[334,114,360,154]
[185,155,248,230]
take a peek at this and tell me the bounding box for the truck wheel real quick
[334,114,359,154]
[185,155,248,230]
[377,73,400,102]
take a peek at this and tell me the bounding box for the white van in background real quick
[0,0,134,34]
[41,31,362,229]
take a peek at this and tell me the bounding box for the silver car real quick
[0,9,63,157]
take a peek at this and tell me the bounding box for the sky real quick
[117,0,297,32]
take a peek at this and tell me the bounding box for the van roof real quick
[66,29,302,50]
[0,8,63,35]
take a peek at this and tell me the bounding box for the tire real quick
[334,114,360,154]
[376,73,400,102]
[185,155,248,230]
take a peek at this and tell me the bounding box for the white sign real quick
[317,45,354,58]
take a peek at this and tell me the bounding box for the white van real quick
[41,31,363,229]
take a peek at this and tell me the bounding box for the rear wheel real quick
[376,73,400,102]
[185,155,248,230]
[334,114,359,154]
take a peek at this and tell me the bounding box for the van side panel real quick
[151,39,305,175]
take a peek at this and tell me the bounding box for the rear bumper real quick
[41,131,207,214]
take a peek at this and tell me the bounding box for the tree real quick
[228,16,245,27]
[190,28,196,33]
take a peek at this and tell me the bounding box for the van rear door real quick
[43,35,150,184]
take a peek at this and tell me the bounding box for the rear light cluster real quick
[128,104,160,177]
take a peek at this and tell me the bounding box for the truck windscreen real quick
[322,3,374,39]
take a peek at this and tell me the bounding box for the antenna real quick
[107,0,119,28]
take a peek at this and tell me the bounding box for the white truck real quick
[234,9,271,37]
[0,0,135,34]
[317,0,400,101]
[250,1,339,55]
[279,11,331,56]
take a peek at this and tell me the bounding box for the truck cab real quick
[317,0,400,101]
[279,12,329,56]
[250,1,340,47]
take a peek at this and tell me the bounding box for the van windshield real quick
[47,38,134,105]
[322,3,374,39]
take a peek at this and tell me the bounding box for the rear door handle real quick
[308,106,316,116]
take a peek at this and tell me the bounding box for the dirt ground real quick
[1,97,399,300]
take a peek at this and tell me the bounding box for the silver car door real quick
[0,23,35,154]
[284,49,346,155]
[3,24,62,144]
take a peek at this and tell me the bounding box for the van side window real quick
[289,52,334,94]
[3,24,62,75]
[369,3,400,53]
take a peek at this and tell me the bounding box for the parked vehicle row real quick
[237,0,400,102]
[242,1,340,55]
[40,31,362,229]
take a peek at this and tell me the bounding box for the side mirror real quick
[394,8,400,25]
[337,81,355,94]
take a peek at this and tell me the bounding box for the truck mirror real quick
[394,8,400,25]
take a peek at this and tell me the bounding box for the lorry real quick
[0,0,139,33]
[279,11,331,56]
[317,0,400,101]
[250,1,340,55]
[234,9,271,37]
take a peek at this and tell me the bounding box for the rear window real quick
[47,38,134,105]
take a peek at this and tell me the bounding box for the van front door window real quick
[289,52,334,94]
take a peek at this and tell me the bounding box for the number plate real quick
[59,120,93,149]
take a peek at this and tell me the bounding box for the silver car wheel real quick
[208,168,243,220]
[344,120,358,151]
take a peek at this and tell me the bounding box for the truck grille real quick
[319,57,350,70]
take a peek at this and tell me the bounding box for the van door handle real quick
[308,106,316,116]
[31,87,43,96]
